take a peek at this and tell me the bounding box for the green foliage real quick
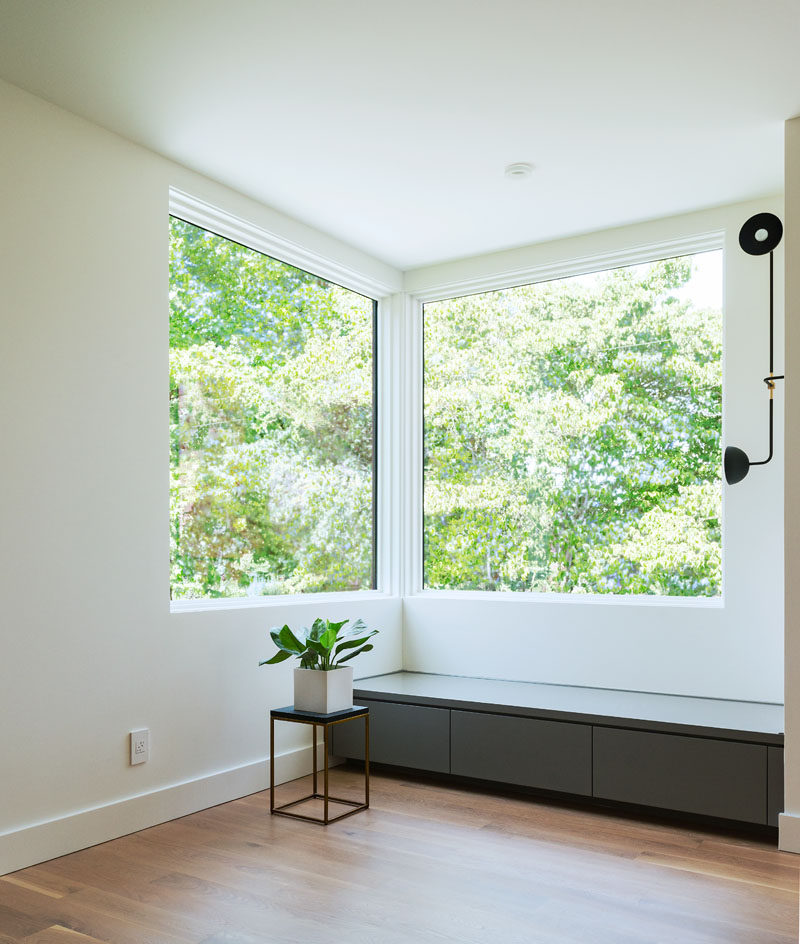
[171,211,721,602]
[170,218,341,361]
[259,618,378,671]
[170,218,374,599]
[424,253,722,596]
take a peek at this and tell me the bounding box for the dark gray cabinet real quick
[332,675,783,829]
[332,699,450,773]
[593,727,767,824]
[451,710,591,796]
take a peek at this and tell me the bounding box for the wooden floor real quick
[1,767,799,943]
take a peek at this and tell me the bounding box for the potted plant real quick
[259,617,378,714]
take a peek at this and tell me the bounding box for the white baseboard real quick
[0,745,324,875]
[778,812,800,853]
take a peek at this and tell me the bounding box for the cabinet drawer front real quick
[768,746,784,827]
[593,727,767,824]
[332,699,450,773]
[451,710,592,796]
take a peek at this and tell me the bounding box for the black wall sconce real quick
[724,212,785,485]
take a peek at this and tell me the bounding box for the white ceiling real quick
[1,0,799,269]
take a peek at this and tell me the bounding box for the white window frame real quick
[404,231,726,606]
[168,189,399,613]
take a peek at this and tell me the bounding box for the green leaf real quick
[336,644,373,665]
[270,624,304,654]
[305,638,328,657]
[319,627,339,651]
[300,650,319,669]
[269,631,296,655]
[333,631,378,657]
[278,625,305,652]
[259,649,291,665]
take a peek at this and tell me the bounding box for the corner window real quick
[423,251,722,596]
[170,217,376,600]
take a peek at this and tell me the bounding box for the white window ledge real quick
[170,589,396,615]
[406,589,724,608]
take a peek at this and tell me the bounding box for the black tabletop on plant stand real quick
[270,705,369,725]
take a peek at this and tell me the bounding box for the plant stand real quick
[270,705,369,825]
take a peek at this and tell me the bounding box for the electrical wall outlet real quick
[130,728,150,765]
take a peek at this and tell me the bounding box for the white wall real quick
[403,199,785,703]
[780,116,800,852]
[0,75,787,872]
[0,79,403,874]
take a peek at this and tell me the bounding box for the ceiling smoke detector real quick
[505,162,534,179]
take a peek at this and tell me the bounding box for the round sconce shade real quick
[739,213,783,256]
[724,446,750,485]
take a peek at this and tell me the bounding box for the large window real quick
[170,217,376,601]
[423,251,722,596]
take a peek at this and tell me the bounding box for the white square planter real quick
[294,666,353,714]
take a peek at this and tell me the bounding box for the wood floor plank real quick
[3,871,84,901]
[2,769,798,944]
[0,903,54,940]
[54,885,224,944]
[22,908,189,944]
[0,879,64,901]
[636,850,800,891]
[0,865,192,944]
[20,925,110,944]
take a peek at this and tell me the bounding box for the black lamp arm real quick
[751,246,785,466]
[748,398,775,467]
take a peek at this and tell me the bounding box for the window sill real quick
[406,589,724,608]
[170,589,396,615]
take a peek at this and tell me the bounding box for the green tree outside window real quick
[169,218,375,600]
[423,253,722,596]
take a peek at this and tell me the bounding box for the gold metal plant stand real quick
[269,705,370,825]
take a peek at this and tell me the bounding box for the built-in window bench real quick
[333,672,784,828]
